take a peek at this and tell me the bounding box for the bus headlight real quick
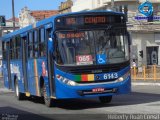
[56,75,77,86]
[117,71,130,82]
[118,77,124,82]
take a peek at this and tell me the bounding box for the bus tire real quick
[15,80,25,100]
[43,84,54,107]
[99,96,112,103]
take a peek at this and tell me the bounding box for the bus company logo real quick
[138,0,153,17]
[135,0,160,20]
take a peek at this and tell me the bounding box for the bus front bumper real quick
[55,76,131,99]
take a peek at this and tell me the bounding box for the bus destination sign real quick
[66,16,106,25]
[55,15,124,29]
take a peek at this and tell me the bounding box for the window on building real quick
[146,46,158,65]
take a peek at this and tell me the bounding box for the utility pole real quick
[12,0,15,31]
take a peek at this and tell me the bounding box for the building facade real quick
[72,0,160,66]
[19,7,58,28]
[0,17,19,37]
[59,0,73,14]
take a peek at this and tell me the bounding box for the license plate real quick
[92,88,105,92]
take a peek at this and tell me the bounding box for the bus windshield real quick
[56,29,129,66]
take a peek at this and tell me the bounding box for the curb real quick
[0,88,13,93]
[132,82,160,86]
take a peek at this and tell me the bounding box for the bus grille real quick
[56,61,130,74]
[69,67,121,74]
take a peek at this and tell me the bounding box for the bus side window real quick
[39,28,46,57]
[9,40,12,59]
[32,30,39,58]
[15,35,21,59]
[6,42,10,58]
[28,32,33,58]
[10,38,16,60]
[2,42,7,60]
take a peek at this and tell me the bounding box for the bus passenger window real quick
[28,32,34,58]
[40,29,45,42]
[34,30,38,43]
[15,35,21,59]
[29,32,33,44]
[39,28,46,57]
[39,43,46,57]
[33,30,39,58]
[28,45,33,58]
[10,39,16,59]
[34,44,38,58]
[2,42,7,60]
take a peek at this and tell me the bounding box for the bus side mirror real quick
[48,37,56,60]
[48,37,54,52]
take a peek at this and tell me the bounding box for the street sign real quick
[0,16,6,26]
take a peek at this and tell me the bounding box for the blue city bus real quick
[1,11,131,107]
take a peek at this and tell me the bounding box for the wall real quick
[131,32,160,66]
[72,0,93,12]
[19,7,36,28]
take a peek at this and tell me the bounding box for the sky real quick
[0,0,66,19]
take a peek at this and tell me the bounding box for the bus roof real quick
[1,10,124,41]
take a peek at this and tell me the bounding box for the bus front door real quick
[46,28,55,96]
[22,37,28,92]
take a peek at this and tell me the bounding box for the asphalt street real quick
[0,78,160,120]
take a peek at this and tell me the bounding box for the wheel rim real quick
[16,83,19,97]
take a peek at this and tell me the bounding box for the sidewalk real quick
[0,88,13,93]
[0,78,13,94]
[132,79,160,86]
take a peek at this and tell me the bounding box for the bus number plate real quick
[103,73,118,79]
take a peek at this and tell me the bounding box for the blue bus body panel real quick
[54,66,131,99]
[36,58,50,96]
[27,58,47,96]
[2,61,9,89]
[2,58,47,96]
[27,59,37,95]
[10,60,24,92]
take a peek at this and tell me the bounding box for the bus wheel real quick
[15,80,25,100]
[43,84,54,107]
[99,96,112,103]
